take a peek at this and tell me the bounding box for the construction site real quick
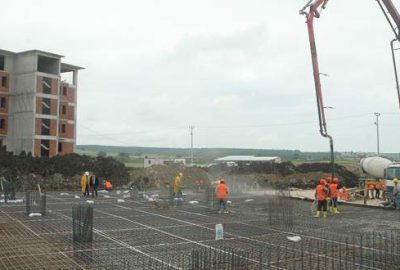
[2,0,400,269]
[1,186,400,270]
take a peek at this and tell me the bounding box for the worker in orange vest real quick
[216,180,229,214]
[329,178,340,214]
[314,179,329,218]
[104,180,112,191]
[340,186,349,202]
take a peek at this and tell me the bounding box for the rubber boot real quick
[334,207,340,214]
[329,206,333,212]
[323,211,327,218]
[313,211,320,218]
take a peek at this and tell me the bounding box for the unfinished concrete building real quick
[0,49,83,157]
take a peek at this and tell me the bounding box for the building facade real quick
[215,156,282,166]
[143,157,186,168]
[0,49,83,157]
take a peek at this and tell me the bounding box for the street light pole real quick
[374,112,381,156]
[189,125,195,165]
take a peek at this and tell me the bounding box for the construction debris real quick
[287,235,302,242]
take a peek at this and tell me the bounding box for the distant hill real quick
[76,145,341,164]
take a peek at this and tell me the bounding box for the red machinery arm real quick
[299,0,330,139]
[378,0,400,109]
[300,0,335,177]
[299,0,400,177]
[380,0,400,38]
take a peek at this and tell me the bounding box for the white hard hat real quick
[85,171,89,175]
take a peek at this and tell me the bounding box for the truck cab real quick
[385,163,400,187]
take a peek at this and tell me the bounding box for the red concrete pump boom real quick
[299,0,400,178]
[300,0,335,178]
[378,0,400,109]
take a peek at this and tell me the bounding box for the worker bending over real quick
[329,178,340,214]
[104,180,112,191]
[314,179,329,218]
[216,180,229,214]
[383,179,400,208]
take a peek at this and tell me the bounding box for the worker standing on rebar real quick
[173,172,183,198]
[90,173,99,198]
[374,184,381,199]
[314,179,329,218]
[329,178,340,214]
[216,180,229,214]
[80,171,90,197]
[393,179,400,209]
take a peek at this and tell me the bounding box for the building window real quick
[42,77,52,94]
[0,97,5,108]
[62,86,67,96]
[1,76,6,87]
[62,105,66,114]
[0,119,5,129]
[40,139,50,157]
[58,142,62,153]
[61,124,66,133]
[41,98,51,115]
[0,55,4,70]
[41,118,50,135]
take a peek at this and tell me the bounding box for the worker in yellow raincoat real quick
[80,171,90,197]
[173,172,183,198]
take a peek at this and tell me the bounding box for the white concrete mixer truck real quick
[360,157,400,185]
[360,157,400,204]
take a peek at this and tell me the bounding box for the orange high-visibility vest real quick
[316,184,327,201]
[329,183,338,198]
[105,180,112,190]
[216,183,228,199]
[367,184,374,190]
[338,187,349,201]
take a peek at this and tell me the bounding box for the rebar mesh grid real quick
[0,190,400,269]
[2,179,16,202]
[26,191,46,216]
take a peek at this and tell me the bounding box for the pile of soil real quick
[0,148,129,191]
[129,161,360,191]
[129,164,210,189]
[208,162,359,188]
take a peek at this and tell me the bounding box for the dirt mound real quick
[0,148,129,191]
[208,162,359,188]
[129,164,210,189]
[126,161,360,191]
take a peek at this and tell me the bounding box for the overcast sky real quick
[2,0,400,152]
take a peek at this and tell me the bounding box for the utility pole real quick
[374,112,381,156]
[189,125,195,166]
